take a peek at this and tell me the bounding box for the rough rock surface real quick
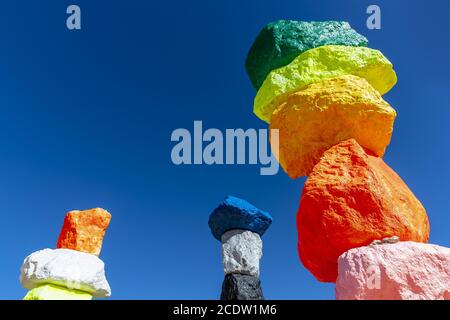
[209,196,272,241]
[23,284,93,300]
[222,230,262,277]
[336,242,450,300]
[245,20,368,90]
[371,236,400,245]
[254,45,397,123]
[270,75,396,178]
[57,208,111,256]
[297,139,430,282]
[20,248,111,298]
[221,274,264,300]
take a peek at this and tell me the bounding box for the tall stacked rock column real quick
[20,208,112,300]
[245,20,449,299]
[209,196,272,300]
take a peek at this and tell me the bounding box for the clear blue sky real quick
[0,0,448,299]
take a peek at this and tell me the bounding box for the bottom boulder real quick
[23,284,93,300]
[221,274,264,300]
[336,241,450,300]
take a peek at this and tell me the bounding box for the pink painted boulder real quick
[336,241,450,300]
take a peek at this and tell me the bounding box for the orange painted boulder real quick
[297,139,429,282]
[57,208,111,256]
[270,75,396,178]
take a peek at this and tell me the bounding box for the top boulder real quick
[208,196,272,241]
[57,208,111,256]
[245,20,368,90]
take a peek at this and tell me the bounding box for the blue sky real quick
[0,0,449,299]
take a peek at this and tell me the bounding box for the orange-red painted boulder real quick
[297,139,429,282]
[57,208,111,256]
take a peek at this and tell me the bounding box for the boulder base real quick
[221,274,264,300]
[336,242,450,300]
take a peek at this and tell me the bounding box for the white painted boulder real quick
[20,248,111,298]
[221,229,262,277]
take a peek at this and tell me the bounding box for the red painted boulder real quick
[297,139,430,282]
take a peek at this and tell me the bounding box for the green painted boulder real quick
[245,20,368,90]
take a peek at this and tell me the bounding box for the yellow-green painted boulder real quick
[23,284,93,300]
[254,45,397,123]
[270,75,396,178]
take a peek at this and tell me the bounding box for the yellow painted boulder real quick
[254,45,397,123]
[270,75,396,178]
[23,284,93,300]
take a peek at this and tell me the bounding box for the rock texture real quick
[297,139,430,282]
[209,196,273,241]
[336,242,450,300]
[221,274,264,300]
[57,208,111,256]
[245,20,368,90]
[20,248,111,298]
[371,236,400,245]
[23,284,93,300]
[254,45,397,123]
[222,230,262,277]
[270,75,396,178]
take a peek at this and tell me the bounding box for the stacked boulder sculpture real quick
[20,208,112,300]
[208,196,272,300]
[246,20,449,299]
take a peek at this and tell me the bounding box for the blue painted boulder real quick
[208,196,273,241]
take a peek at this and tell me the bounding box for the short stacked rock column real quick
[20,208,112,300]
[243,20,450,300]
[208,196,272,300]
